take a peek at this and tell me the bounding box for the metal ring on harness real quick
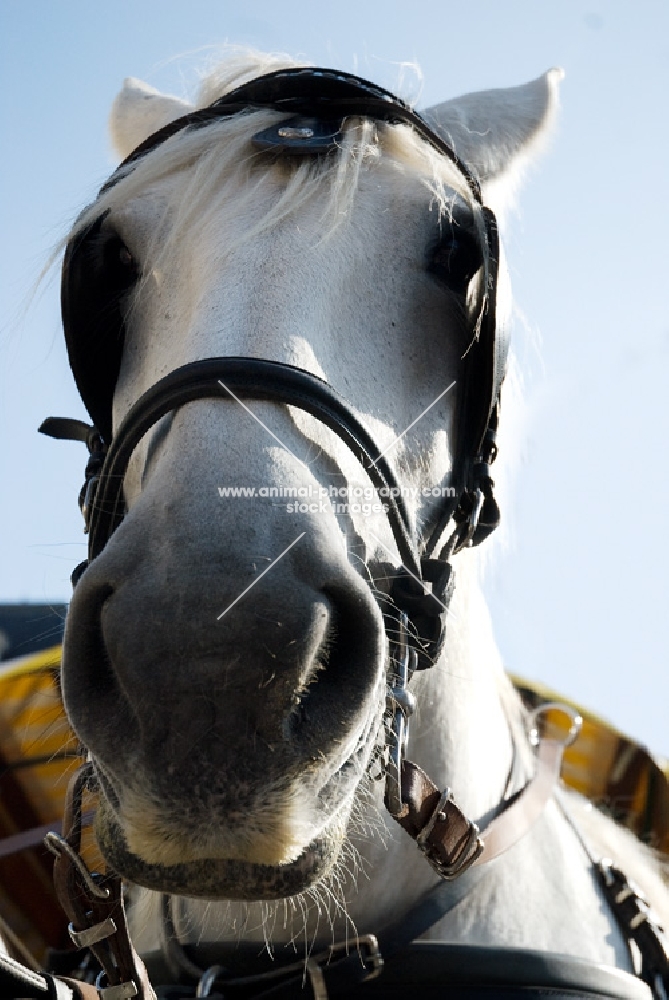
[528,702,583,749]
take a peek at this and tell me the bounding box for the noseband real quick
[42,67,506,875]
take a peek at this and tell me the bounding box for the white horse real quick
[53,52,668,997]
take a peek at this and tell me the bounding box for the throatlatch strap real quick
[391,739,565,881]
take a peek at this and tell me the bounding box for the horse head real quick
[57,56,560,903]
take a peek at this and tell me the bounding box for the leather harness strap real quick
[0,950,102,1000]
[476,736,565,866]
[391,737,565,879]
[45,764,156,1000]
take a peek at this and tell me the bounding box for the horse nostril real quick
[61,582,136,750]
[285,591,382,746]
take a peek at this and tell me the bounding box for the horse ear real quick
[424,69,563,196]
[109,78,194,160]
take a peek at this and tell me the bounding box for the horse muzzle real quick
[61,478,386,896]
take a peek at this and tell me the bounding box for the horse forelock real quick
[69,56,486,289]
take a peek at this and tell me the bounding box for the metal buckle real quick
[357,934,384,980]
[416,789,484,880]
[68,915,116,949]
[96,978,138,1000]
[328,934,384,981]
[385,611,417,817]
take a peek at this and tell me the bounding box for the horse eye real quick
[98,230,138,291]
[429,228,482,295]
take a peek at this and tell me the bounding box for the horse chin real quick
[95,794,343,899]
[86,658,385,898]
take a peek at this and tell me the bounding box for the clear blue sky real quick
[0,0,667,754]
